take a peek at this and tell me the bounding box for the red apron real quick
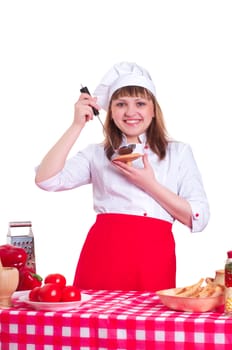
[73,213,176,291]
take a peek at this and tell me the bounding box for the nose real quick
[125,103,137,116]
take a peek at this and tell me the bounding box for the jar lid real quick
[227,251,232,258]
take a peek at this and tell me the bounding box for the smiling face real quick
[110,94,154,144]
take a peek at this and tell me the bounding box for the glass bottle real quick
[224,251,232,314]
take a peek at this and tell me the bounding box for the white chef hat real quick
[93,61,156,111]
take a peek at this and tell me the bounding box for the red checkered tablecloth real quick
[0,290,232,350]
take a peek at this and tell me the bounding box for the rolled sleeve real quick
[189,201,210,233]
[35,146,93,191]
[176,144,210,232]
[36,172,66,192]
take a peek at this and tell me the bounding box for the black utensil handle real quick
[80,86,99,116]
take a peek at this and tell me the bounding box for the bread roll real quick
[113,153,142,165]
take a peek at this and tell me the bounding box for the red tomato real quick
[29,286,41,301]
[61,286,81,302]
[44,273,66,288]
[38,283,62,302]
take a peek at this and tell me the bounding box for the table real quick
[1,290,232,350]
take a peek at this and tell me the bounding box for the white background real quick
[0,0,231,286]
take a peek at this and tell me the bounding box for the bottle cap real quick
[227,251,232,258]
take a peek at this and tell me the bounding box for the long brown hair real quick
[103,86,169,160]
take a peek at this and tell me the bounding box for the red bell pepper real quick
[0,244,27,269]
[0,244,43,290]
[17,266,43,291]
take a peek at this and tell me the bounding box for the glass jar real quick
[224,251,232,314]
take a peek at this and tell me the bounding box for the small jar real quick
[224,251,232,314]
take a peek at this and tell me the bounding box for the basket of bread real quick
[156,275,225,312]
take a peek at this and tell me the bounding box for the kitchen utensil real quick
[7,221,36,272]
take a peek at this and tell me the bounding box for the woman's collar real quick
[121,133,147,145]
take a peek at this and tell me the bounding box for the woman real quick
[35,62,210,291]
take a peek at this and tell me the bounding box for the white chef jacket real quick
[36,135,210,233]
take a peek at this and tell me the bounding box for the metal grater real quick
[7,221,36,272]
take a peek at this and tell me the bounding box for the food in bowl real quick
[156,278,225,312]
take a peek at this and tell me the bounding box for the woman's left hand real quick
[112,153,157,192]
[112,152,193,228]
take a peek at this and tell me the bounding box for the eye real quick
[136,101,146,107]
[115,102,125,107]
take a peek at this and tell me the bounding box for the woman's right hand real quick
[35,93,100,183]
[74,93,100,128]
